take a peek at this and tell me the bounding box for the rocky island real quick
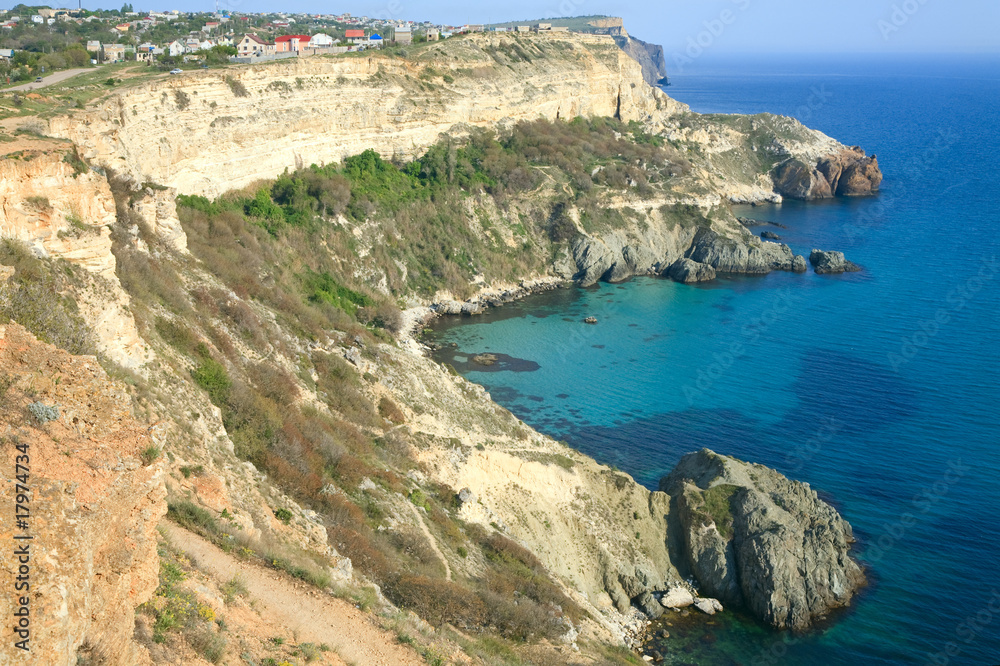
[0,20,872,665]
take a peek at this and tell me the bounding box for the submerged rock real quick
[810,249,862,274]
[760,230,782,241]
[584,316,598,324]
[660,449,865,630]
[472,353,498,366]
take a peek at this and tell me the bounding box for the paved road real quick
[5,68,93,92]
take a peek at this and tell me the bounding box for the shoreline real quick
[398,275,570,352]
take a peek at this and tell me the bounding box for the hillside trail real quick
[160,521,425,666]
[404,500,453,581]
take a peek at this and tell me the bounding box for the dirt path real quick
[5,68,92,92]
[404,501,453,581]
[160,521,425,666]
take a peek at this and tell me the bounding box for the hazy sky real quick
[63,0,1000,54]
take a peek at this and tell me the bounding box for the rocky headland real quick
[0,24,875,662]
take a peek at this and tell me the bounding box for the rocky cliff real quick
[49,33,683,199]
[660,449,865,630]
[773,146,882,200]
[0,323,167,665]
[613,35,669,86]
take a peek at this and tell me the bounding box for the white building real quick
[309,32,334,47]
[167,40,186,57]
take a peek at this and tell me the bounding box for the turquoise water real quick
[428,55,1000,665]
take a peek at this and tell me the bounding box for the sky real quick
[22,0,1000,54]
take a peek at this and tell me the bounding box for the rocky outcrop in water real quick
[773,147,882,200]
[810,249,862,274]
[659,449,865,630]
[688,229,807,275]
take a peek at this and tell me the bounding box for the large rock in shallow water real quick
[810,249,862,274]
[660,449,865,630]
[687,229,805,275]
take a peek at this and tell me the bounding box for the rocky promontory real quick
[773,147,882,200]
[659,449,865,630]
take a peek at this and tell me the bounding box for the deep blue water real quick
[428,55,1000,665]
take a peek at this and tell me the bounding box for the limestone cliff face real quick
[0,324,167,665]
[49,33,685,199]
[380,344,682,639]
[660,449,865,630]
[0,153,152,369]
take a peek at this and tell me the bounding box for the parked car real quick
[35,77,43,83]
[169,68,183,75]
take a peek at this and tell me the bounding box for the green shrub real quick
[140,446,161,466]
[192,353,232,405]
[225,75,249,97]
[273,507,293,524]
[167,500,218,535]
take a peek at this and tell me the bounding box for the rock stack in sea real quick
[659,449,865,630]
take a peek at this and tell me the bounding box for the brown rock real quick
[0,324,166,665]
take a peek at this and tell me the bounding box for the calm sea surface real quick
[428,54,1000,665]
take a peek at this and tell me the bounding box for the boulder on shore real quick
[693,598,723,615]
[660,587,695,609]
[810,249,862,274]
[659,449,865,631]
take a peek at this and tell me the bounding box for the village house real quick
[167,40,186,57]
[0,48,14,60]
[103,44,128,62]
[309,32,334,47]
[394,26,412,45]
[86,40,101,53]
[238,33,273,57]
[274,34,310,52]
[344,29,366,44]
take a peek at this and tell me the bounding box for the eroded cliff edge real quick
[0,324,167,665]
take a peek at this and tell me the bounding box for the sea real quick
[426,54,1000,665]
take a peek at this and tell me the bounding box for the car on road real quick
[35,77,43,83]
[169,68,183,75]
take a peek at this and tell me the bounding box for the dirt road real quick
[160,521,425,666]
[5,68,92,92]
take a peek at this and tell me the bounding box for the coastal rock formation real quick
[666,258,716,283]
[810,249,863,274]
[773,147,882,200]
[687,229,807,275]
[0,324,167,665]
[760,231,782,241]
[660,449,865,630]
